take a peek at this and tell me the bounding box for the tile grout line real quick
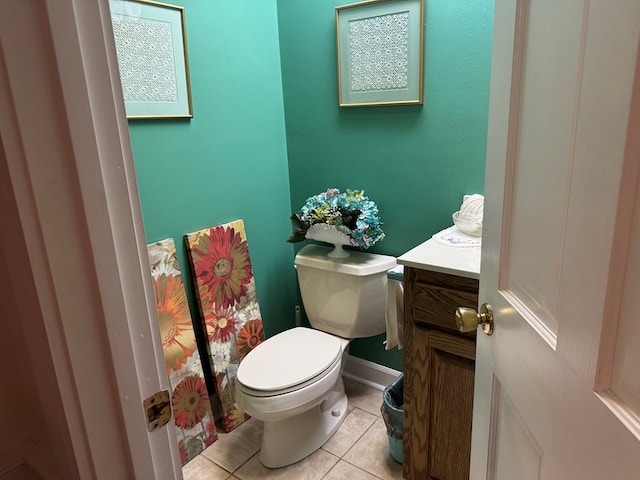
[319,408,389,479]
[327,407,379,460]
[334,456,389,480]
[225,449,259,478]
[319,452,342,480]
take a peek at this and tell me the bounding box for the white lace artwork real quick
[349,12,409,92]
[111,16,178,102]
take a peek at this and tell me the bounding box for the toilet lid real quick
[236,327,342,393]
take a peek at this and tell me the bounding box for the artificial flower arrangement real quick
[287,188,385,250]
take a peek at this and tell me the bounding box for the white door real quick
[471,0,640,478]
[1,0,181,477]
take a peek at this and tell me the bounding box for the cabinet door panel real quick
[427,330,475,480]
[404,327,476,480]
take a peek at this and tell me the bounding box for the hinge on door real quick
[143,390,171,432]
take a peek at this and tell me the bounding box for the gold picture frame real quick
[110,0,193,119]
[336,0,424,107]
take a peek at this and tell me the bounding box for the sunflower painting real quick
[147,238,217,465]
[185,220,265,432]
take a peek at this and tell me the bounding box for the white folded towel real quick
[384,266,404,350]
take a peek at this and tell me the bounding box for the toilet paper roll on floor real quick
[385,265,405,350]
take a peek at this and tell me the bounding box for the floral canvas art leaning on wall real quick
[146,238,218,465]
[185,220,266,433]
[288,188,385,258]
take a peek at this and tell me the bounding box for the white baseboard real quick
[342,354,401,391]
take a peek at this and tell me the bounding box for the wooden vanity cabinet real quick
[403,266,479,480]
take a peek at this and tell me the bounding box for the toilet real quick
[236,244,396,468]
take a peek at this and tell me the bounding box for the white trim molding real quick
[343,355,402,391]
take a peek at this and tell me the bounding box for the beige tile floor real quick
[183,377,403,480]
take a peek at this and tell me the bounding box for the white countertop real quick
[397,228,481,279]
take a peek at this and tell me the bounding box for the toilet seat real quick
[237,327,342,397]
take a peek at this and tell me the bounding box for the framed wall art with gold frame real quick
[110,0,193,119]
[336,0,424,107]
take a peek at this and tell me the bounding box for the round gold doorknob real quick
[455,303,494,335]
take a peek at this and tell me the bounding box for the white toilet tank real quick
[294,244,397,338]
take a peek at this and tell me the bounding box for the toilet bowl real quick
[235,245,396,468]
[236,327,350,468]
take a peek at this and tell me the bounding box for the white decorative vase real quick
[305,224,354,258]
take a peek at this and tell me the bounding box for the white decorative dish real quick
[452,211,483,237]
[305,223,353,246]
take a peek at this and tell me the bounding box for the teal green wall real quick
[128,0,493,374]
[128,0,297,343]
[277,0,493,370]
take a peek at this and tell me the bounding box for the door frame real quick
[1,0,180,477]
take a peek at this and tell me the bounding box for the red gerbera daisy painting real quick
[236,319,265,359]
[178,436,206,465]
[204,420,217,447]
[190,225,253,308]
[178,440,188,465]
[171,374,210,430]
[206,306,237,343]
[185,220,266,432]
